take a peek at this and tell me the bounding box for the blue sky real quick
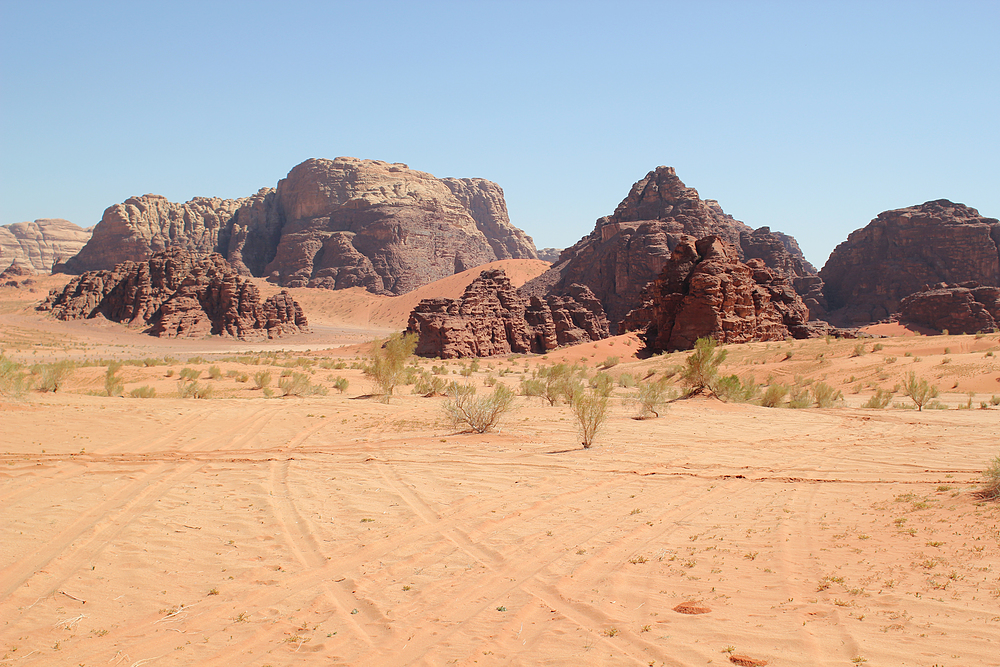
[2,0,998,268]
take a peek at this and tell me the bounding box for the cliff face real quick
[0,219,92,273]
[621,236,816,352]
[521,167,818,331]
[39,248,307,340]
[58,158,537,296]
[820,200,1000,323]
[407,268,609,358]
[900,282,1000,334]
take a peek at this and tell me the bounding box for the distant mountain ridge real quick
[0,219,91,273]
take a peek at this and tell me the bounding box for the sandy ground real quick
[2,273,1000,666]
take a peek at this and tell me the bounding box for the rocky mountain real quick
[39,248,307,340]
[521,167,819,332]
[0,219,92,273]
[819,200,1000,324]
[407,268,609,358]
[899,282,1000,334]
[621,235,819,352]
[59,158,537,296]
[536,248,562,263]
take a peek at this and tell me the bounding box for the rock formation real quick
[536,248,562,263]
[820,200,1000,323]
[621,235,817,352]
[1,262,35,288]
[0,219,92,273]
[899,282,1000,334]
[521,167,820,332]
[59,158,538,296]
[407,268,609,358]
[39,248,307,340]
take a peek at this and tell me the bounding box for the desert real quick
[2,256,999,666]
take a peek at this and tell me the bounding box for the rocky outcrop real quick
[820,200,1000,324]
[58,158,538,296]
[740,226,827,319]
[622,236,816,352]
[0,219,91,273]
[521,167,819,332]
[1,262,36,288]
[536,248,562,263]
[407,268,609,358]
[39,249,307,340]
[899,282,1000,334]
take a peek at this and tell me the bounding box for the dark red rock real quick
[899,282,1000,334]
[407,268,609,358]
[38,249,308,340]
[621,235,816,352]
[521,167,820,331]
[820,200,1000,323]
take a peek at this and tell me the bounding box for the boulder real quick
[407,268,609,358]
[521,167,819,331]
[0,219,92,273]
[899,282,1000,334]
[622,235,815,352]
[820,200,1000,323]
[39,248,307,340]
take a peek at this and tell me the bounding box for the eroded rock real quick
[899,282,1000,334]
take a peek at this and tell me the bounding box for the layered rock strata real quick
[59,158,537,296]
[820,200,1000,323]
[521,167,820,331]
[39,249,307,340]
[0,219,92,273]
[899,282,1000,334]
[621,235,816,352]
[407,268,609,358]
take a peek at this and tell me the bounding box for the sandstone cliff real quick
[819,200,1000,323]
[0,219,92,273]
[521,167,818,331]
[39,249,307,340]
[621,235,817,352]
[899,282,1000,334]
[407,268,609,358]
[59,158,537,296]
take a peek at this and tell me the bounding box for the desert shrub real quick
[234,373,249,382]
[178,380,213,399]
[414,371,447,396]
[681,337,727,396]
[280,368,293,378]
[873,343,884,352]
[400,365,421,384]
[0,354,31,398]
[279,372,328,397]
[617,373,636,388]
[885,356,897,364]
[713,374,760,403]
[631,379,670,418]
[364,333,418,402]
[179,367,201,381]
[902,372,939,411]
[788,387,811,409]
[660,365,682,381]
[980,454,1000,500]
[991,395,1000,406]
[332,376,349,393]
[104,361,125,397]
[760,384,789,408]
[207,365,222,379]
[537,363,574,406]
[253,370,272,390]
[572,388,610,449]
[444,383,516,433]
[590,372,614,397]
[34,361,75,393]
[851,343,867,357]
[129,385,156,398]
[601,355,620,369]
[519,377,544,397]
[484,374,498,387]
[863,388,894,409]
[811,382,843,408]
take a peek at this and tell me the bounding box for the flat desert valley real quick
[2,263,999,667]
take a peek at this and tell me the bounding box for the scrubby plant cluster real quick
[444,383,516,433]
[364,333,418,402]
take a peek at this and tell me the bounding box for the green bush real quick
[862,388,894,409]
[681,337,727,396]
[601,355,620,369]
[207,365,222,379]
[811,382,843,408]
[788,388,811,409]
[414,371,447,396]
[253,370,272,389]
[760,384,789,408]
[713,374,760,403]
[444,383,516,433]
[364,333,418,402]
[178,380,213,399]
[0,354,31,398]
[179,367,201,381]
[333,376,349,394]
[129,385,156,398]
[519,377,544,397]
[590,372,614,398]
[631,379,669,418]
[902,372,939,411]
[34,361,75,393]
[104,361,125,397]
[572,388,609,449]
[981,454,1000,500]
[279,372,328,397]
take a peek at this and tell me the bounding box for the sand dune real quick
[2,281,1000,666]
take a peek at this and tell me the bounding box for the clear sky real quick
[2,0,998,269]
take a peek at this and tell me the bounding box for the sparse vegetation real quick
[681,337,727,396]
[104,361,124,397]
[630,379,670,418]
[129,385,156,398]
[572,387,609,449]
[279,372,328,397]
[811,382,843,408]
[760,383,789,408]
[34,360,75,393]
[980,453,1000,501]
[862,388,893,409]
[178,380,213,399]
[902,371,939,411]
[253,370,272,390]
[1,354,31,398]
[444,383,516,433]
[364,333,418,402]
